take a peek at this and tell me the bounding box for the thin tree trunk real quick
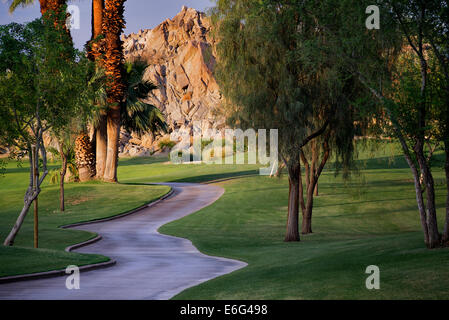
[96,113,108,179]
[285,160,300,242]
[300,151,311,194]
[59,147,67,212]
[442,141,449,244]
[298,162,306,216]
[415,142,440,248]
[274,162,285,178]
[302,136,330,234]
[3,149,35,246]
[4,196,35,246]
[302,177,315,234]
[4,138,48,246]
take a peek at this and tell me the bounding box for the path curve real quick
[0,183,247,300]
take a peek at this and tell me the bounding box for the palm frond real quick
[8,0,35,14]
[122,58,167,136]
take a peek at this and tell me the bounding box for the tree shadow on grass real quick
[169,169,259,183]
[122,169,260,184]
[118,156,169,166]
[314,196,418,209]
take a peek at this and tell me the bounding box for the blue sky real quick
[0,0,214,49]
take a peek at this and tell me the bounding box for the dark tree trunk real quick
[4,137,48,246]
[300,136,330,234]
[58,141,67,212]
[285,161,300,242]
[415,142,440,248]
[442,141,449,244]
[302,176,315,234]
[398,137,430,245]
[96,113,108,179]
[298,163,306,216]
[59,152,67,212]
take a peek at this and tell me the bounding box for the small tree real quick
[0,19,95,245]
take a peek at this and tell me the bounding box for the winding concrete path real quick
[0,183,246,300]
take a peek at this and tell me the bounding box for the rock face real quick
[122,6,225,137]
[4,7,223,159]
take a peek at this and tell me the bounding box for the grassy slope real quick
[0,160,170,277]
[153,144,449,300]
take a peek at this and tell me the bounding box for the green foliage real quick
[7,0,35,14]
[213,0,307,163]
[122,59,168,136]
[0,18,97,155]
[212,0,371,176]
[47,145,78,183]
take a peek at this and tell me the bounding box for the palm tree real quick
[48,137,78,211]
[102,0,126,182]
[85,0,108,179]
[122,60,167,136]
[8,0,44,14]
[89,61,167,162]
[9,0,69,34]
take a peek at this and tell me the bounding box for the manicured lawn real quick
[155,145,449,299]
[0,160,170,277]
[1,140,448,300]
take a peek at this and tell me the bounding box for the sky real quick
[0,0,214,49]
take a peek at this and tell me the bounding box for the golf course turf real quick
[1,141,449,299]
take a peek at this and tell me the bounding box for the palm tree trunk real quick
[39,0,48,14]
[87,0,107,179]
[96,113,108,178]
[88,0,104,61]
[75,132,96,181]
[102,0,126,182]
[92,0,104,39]
[41,0,72,47]
[104,109,120,182]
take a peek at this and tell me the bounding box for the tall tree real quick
[102,0,127,182]
[87,0,108,179]
[9,0,69,35]
[213,0,358,241]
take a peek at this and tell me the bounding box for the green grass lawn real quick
[1,140,448,299]
[0,160,170,277]
[154,143,449,300]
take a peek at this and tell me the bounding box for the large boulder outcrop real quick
[122,6,225,138]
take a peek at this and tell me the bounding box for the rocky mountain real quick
[3,7,223,159]
[120,6,225,156]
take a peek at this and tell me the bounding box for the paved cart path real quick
[0,183,246,300]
